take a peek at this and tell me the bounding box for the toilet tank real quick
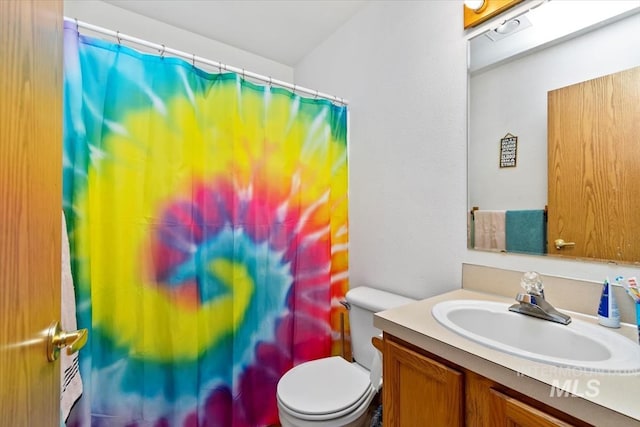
[345,287,415,370]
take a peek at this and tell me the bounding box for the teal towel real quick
[505,210,546,255]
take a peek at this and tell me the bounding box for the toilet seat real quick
[277,356,375,421]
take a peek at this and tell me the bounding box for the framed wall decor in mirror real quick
[467,0,640,264]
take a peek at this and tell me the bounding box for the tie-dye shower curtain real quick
[62,22,348,427]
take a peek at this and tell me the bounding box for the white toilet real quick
[276,286,415,427]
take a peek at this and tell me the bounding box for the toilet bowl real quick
[277,356,377,427]
[276,287,415,427]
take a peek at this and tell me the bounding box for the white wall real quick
[63,0,293,81]
[470,13,640,210]
[296,0,640,299]
[295,1,468,300]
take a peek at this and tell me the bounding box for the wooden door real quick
[548,66,640,262]
[383,337,463,427]
[0,0,63,426]
[489,389,576,427]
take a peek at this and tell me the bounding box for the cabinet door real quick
[383,339,463,427]
[489,389,577,427]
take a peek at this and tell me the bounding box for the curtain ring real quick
[268,76,272,87]
[160,44,166,58]
[192,53,196,67]
[242,68,246,80]
[315,90,319,99]
[292,84,297,95]
[75,18,80,37]
[116,30,121,45]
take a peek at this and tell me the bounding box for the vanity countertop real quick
[374,289,640,426]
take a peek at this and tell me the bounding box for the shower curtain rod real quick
[65,17,349,106]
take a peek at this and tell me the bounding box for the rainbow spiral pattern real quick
[63,23,348,427]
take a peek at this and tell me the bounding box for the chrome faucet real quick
[508,271,571,325]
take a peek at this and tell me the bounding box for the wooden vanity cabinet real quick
[383,338,464,426]
[382,335,591,427]
[488,388,575,427]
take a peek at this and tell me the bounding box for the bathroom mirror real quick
[467,0,640,264]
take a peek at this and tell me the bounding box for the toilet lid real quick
[277,356,371,416]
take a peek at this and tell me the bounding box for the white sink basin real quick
[431,299,640,373]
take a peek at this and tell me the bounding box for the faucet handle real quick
[521,271,544,296]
